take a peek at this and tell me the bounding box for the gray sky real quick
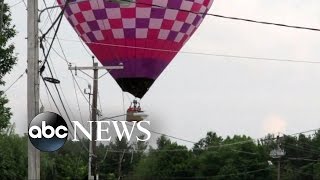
[4,0,320,145]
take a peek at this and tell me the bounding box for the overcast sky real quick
[4,0,320,145]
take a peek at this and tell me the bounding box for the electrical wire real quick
[42,42,77,120]
[3,70,26,93]
[9,0,24,8]
[71,75,85,125]
[279,132,320,155]
[40,19,89,152]
[40,0,71,69]
[42,60,89,153]
[281,166,314,177]
[43,42,102,115]
[40,0,93,61]
[46,37,320,65]
[284,144,320,155]
[40,1,59,36]
[41,75,63,115]
[38,38,320,155]
[42,0,74,65]
[42,78,53,110]
[42,74,89,152]
[36,0,320,158]
[55,0,320,33]
[43,72,89,152]
[82,116,320,154]
[35,29,320,156]
[21,0,26,8]
[287,157,320,162]
[129,167,271,179]
[97,117,256,153]
[284,129,320,137]
[40,1,94,129]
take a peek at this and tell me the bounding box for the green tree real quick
[134,136,194,179]
[99,138,134,179]
[0,125,27,179]
[192,133,273,179]
[0,2,17,131]
[40,139,88,180]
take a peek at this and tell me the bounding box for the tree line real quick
[1,127,320,179]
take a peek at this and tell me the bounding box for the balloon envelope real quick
[57,0,214,98]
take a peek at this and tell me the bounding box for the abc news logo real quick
[28,112,151,152]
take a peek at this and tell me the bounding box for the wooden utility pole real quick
[92,62,98,180]
[277,160,281,180]
[118,150,125,180]
[69,62,123,180]
[269,136,285,180]
[27,0,40,179]
[0,0,4,32]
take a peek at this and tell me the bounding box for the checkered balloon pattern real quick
[57,0,214,98]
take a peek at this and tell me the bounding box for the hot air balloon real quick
[57,0,213,99]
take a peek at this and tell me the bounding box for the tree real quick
[98,138,133,179]
[0,2,17,131]
[0,126,27,179]
[134,136,194,179]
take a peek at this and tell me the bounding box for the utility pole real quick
[84,83,93,180]
[92,62,98,180]
[27,0,40,179]
[277,160,281,180]
[118,150,125,180]
[69,61,123,180]
[0,0,4,32]
[270,135,285,180]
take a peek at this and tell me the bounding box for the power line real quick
[9,0,24,8]
[41,53,89,152]
[132,0,320,32]
[279,131,320,154]
[42,71,89,152]
[40,0,71,69]
[48,46,102,115]
[129,167,271,179]
[46,37,320,65]
[41,75,63,115]
[281,166,314,177]
[39,18,89,153]
[35,0,320,156]
[40,15,64,68]
[41,74,89,152]
[100,117,257,152]
[92,117,320,154]
[42,0,73,66]
[21,0,27,8]
[43,42,77,123]
[40,36,98,115]
[41,77,53,110]
[40,31,320,156]
[71,75,85,125]
[287,157,320,162]
[284,144,320,155]
[284,129,320,137]
[40,1,58,30]
[3,70,26,93]
[56,0,320,33]
[39,1,92,128]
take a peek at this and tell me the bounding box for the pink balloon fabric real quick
[57,0,214,98]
